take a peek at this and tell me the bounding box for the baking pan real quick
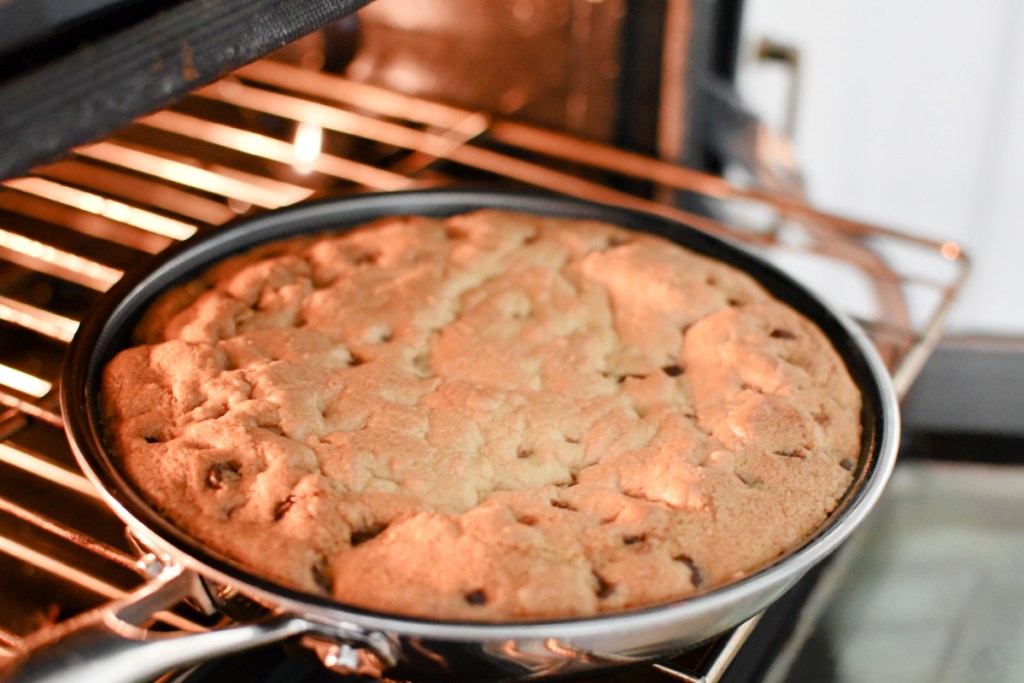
[3,189,900,682]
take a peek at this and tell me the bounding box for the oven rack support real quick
[0,58,969,682]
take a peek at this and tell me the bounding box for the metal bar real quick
[0,189,174,255]
[654,615,762,683]
[0,227,122,292]
[387,111,492,177]
[0,497,135,571]
[196,80,766,244]
[0,295,79,343]
[889,265,970,399]
[196,80,464,160]
[137,110,412,191]
[0,442,100,499]
[3,177,197,242]
[493,120,737,198]
[236,60,474,130]
[0,409,28,441]
[489,120,971,264]
[0,535,203,633]
[0,390,64,429]
[439,143,765,243]
[74,142,313,209]
[38,160,236,227]
[0,629,23,653]
[0,363,51,399]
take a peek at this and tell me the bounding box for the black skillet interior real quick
[61,187,888,619]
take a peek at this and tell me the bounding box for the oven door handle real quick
[0,565,388,683]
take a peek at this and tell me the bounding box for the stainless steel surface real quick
[0,56,967,682]
[5,565,351,683]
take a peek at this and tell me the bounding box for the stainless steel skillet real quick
[3,189,900,682]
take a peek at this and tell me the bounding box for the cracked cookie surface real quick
[101,210,860,620]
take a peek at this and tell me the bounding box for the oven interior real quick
[0,2,976,681]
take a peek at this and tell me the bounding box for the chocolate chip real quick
[623,534,646,545]
[350,525,387,546]
[726,298,742,307]
[464,589,488,606]
[593,572,615,599]
[412,352,431,378]
[662,364,685,377]
[446,226,468,240]
[840,458,855,471]
[605,235,630,250]
[273,495,297,521]
[770,328,797,340]
[517,447,533,459]
[348,353,366,367]
[312,557,333,594]
[352,251,379,265]
[602,370,647,383]
[205,460,241,490]
[735,471,761,488]
[674,554,704,588]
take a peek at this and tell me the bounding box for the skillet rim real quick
[60,187,899,641]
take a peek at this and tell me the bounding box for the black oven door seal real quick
[0,0,372,181]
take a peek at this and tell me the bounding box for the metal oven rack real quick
[0,59,969,682]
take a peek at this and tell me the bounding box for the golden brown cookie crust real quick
[101,210,860,620]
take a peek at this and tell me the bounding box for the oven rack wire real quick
[0,58,969,682]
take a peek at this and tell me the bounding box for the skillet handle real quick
[0,566,314,683]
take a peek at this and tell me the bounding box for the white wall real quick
[737,0,1024,335]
